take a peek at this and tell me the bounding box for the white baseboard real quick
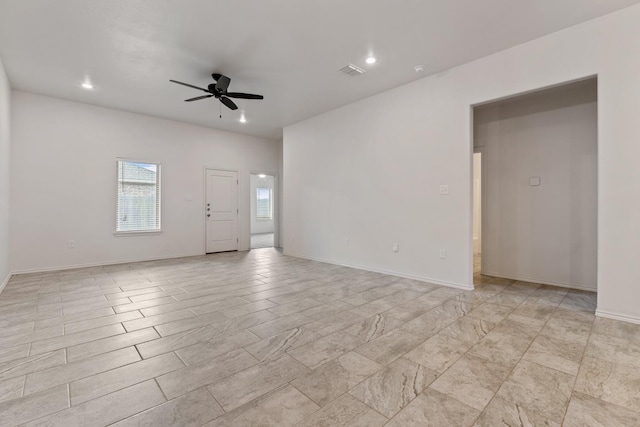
[283,251,473,291]
[10,252,206,276]
[0,272,11,294]
[10,249,475,293]
[596,309,640,325]
[481,270,596,292]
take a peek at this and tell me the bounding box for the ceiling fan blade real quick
[184,95,213,102]
[170,80,211,93]
[225,92,264,100]
[215,75,231,92]
[219,96,238,110]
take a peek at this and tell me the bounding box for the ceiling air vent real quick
[339,63,365,77]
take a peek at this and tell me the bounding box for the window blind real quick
[256,187,272,220]
[116,160,161,232]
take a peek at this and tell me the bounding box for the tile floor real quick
[0,249,638,426]
[250,233,274,249]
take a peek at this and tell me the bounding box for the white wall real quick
[474,80,597,290]
[10,91,279,273]
[284,4,640,322]
[0,56,10,290]
[250,174,275,235]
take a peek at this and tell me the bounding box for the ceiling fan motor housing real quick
[207,84,220,96]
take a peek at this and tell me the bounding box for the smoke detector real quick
[339,63,366,77]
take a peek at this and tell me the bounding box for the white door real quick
[206,169,238,253]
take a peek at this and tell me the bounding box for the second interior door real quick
[206,169,238,253]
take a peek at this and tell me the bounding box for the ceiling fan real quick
[170,73,264,112]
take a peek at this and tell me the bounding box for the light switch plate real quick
[529,177,541,186]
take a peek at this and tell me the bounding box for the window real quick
[116,160,161,233]
[256,187,272,220]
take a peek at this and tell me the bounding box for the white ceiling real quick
[1,0,638,140]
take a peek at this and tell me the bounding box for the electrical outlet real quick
[439,185,449,195]
[68,240,75,249]
[393,243,399,252]
[439,249,446,259]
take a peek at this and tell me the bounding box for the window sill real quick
[256,218,273,221]
[114,230,163,237]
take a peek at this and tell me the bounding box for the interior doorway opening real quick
[471,77,598,293]
[250,173,276,249]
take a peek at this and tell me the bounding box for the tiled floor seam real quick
[298,319,446,422]
[415,307,502,423]
[466,294,565,425]
[153,377,170,402]
[132,342,145,360]
[20,383,74,425]
[67,355,182,406]
[560,306,597,424]
[203,385,226,416]
[19,371,27,399]
[288,380,391,423]
[288,351,379,407]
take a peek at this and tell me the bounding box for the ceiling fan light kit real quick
[170,73,263,116]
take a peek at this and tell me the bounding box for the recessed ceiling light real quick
[414,65,425,73]
[365,56,377,65]
[81,81,93,90]
[239,115,247,123]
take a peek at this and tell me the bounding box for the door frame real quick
[249,171,279,249]
[203,167,239,254]
[472,147,486,276]
[468,74,598,292]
